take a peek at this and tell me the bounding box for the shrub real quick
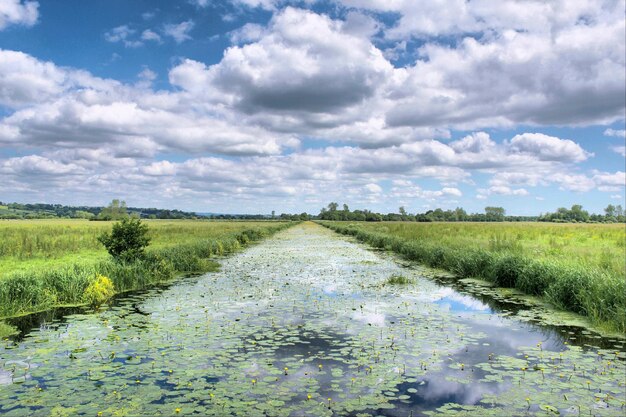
[98,217,150,261]
[83,274,115,307]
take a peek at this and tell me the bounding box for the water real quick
[0,223,624,416]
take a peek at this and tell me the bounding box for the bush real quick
[98,217,150,261]
[83,274,115,307]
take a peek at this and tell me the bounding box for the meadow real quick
[321,221,626,333]
[0,219,292,327]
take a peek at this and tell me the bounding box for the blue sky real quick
[0,0,624,215]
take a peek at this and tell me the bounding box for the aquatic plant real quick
[385,275,413,285]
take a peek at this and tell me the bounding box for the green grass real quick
[0,220,294,327]
[321,221,626,333]
[385,274,413,285]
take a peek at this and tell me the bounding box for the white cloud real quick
[487,186,529,196]
[612,146,626,157]
[104,25,143,48]
[593,171,626,192]
[451,132,496,154]
[141,29,161,42]
[508,133,590,162]
[0,49,66,108]
[164,20,194,43]
[364,183,382,193]
[229,23,266,44]
[0,0,38,30]
[386,22,625,128]
[190,0,211,7]
[604,128,626,138]
[0,155,85,176]
[171,8,392,115]
[0,2,623,211]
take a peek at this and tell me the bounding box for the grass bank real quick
[320,221,626,333]
[0,220,294,335]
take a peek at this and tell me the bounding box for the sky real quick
[0,0,624,215]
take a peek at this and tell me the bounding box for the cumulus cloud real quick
[171,8,392,115]
[1,2,624,211]
[508,133,590,162]
[0,49,298,156]
[228,23,266,44]
[0,0,38,30]
[0,49,67,108]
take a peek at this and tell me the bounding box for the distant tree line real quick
[538,204,624,223]
[315,202,625,223]
[1,200,623,223]
[0,200,199,220]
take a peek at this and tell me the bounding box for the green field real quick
[321,221,626,333]
[0,219,289,275]
[0,219,292,326]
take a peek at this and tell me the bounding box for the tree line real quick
[1,199,623,223]
[315,202,625,223]
[0,200,199,220]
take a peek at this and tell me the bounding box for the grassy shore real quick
[0,220,293,332]
[321,221,626,333]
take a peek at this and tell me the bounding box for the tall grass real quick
[321,222,626,333]
[0,221,293,319]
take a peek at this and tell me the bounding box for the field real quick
[0,219,292,324]
[0,219,289,275]
[321,221,626,332]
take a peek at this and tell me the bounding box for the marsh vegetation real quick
[0,220,292,327]
[321,221,626,333]
[0,223,623,416]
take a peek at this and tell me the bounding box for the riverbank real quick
[0,220,295,336]
[320,221,626,334]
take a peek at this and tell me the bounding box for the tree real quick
[271,210,275,220]
[454,207,467,221]
[485,206,506,221]
[328,202,339,212]
[399,206,407,216]
[98,217,150,261]
[604,204,616,220]
[98,199,129,220]
[570,204,589,222]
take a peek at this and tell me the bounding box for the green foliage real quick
[385,275,413,285]
[82,274,115,307]
[0,320,18,338]
[96,199,129,221]
[98,217,151,261]
[0,221,293,319]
